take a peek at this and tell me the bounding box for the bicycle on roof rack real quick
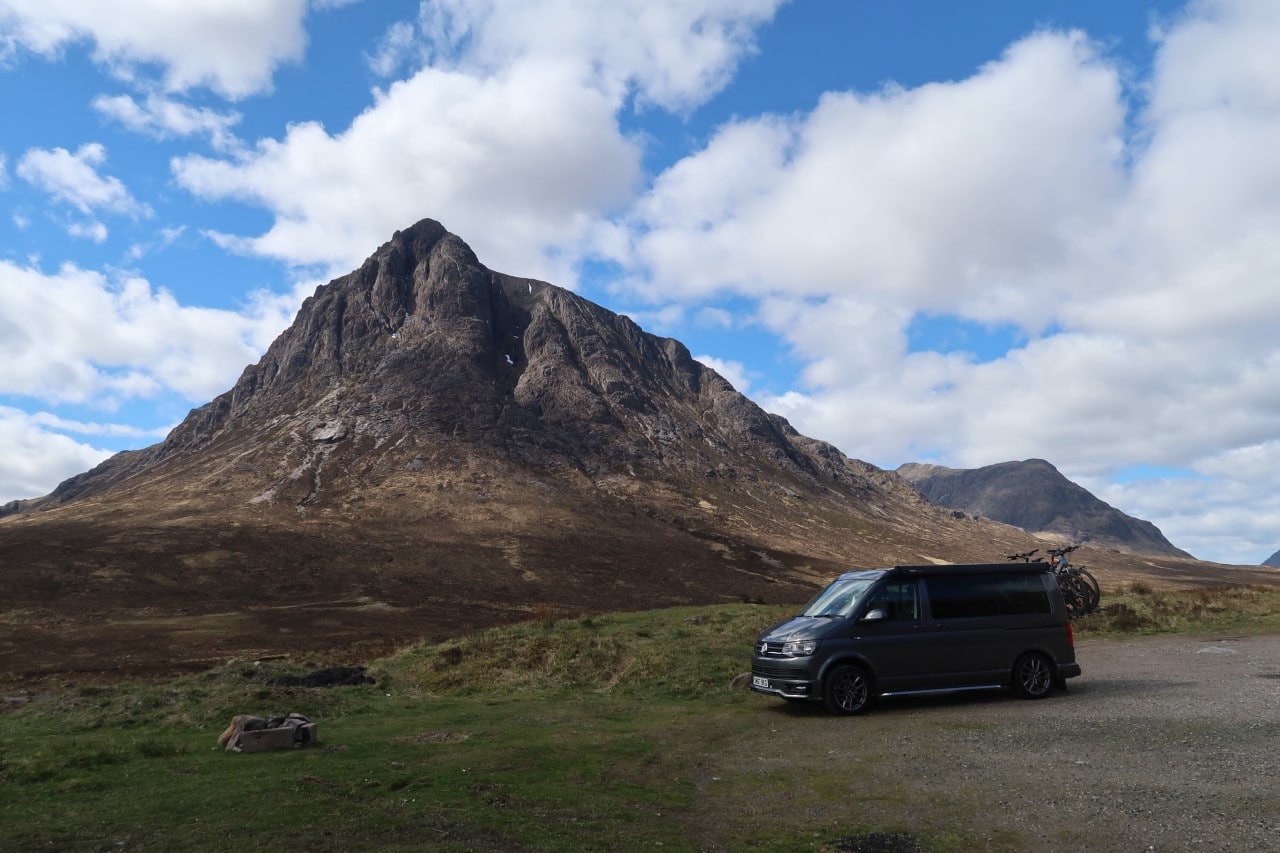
[1006,546,1101,619]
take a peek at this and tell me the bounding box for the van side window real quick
[924,575,1005,619]
[924,573,1053,618]
[997,574,1053,615]
[866,580,919,621]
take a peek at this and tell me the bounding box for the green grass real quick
[0,605,790,852]
[1074,584,1280,636]
[3,589,1279,851]
[381,604,786,698]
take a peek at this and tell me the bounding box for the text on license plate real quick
[752,676,769,689]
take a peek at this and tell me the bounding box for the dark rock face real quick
[897,459,1192,558]
[39,220,860,509]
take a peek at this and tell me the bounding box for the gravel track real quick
[717,634,1280,851]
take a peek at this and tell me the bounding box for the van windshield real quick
[799,576,879,618]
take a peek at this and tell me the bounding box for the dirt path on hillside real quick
[701,634,1280,851]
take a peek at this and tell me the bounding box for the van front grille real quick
[752,664,806,679]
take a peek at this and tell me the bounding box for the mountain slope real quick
[4,219,1066,682]
[897,459,1192,558]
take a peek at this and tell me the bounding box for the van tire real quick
[824,665,873,715]
[1013,652,1054,699]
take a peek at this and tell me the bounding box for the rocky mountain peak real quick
[898,458,1191,558]
[31,220,867,511]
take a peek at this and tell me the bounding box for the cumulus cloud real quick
[621,30,1126,313]
[65,219,109,243]
[1091,447,1280,566]
[175,63,642,286]
[16,143,150,236]
[0,259,302,406]
[169,0,783,283]
[0,0,311,98]
[416,0,781,110]
[606,0,1280,562]
[93,93,243,152]
[367,20,419,78]
[0,406,113,502]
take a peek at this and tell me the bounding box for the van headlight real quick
[781,639,818,656]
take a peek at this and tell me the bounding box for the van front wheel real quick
[824,665,872,715]
[1013,653,1054,699]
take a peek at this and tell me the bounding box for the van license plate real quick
[752,676,769,689]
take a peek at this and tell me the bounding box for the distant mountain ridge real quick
[897,459,1193,558]
[1264,550,1280,567]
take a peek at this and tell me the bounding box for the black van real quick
[750,562,1081,714]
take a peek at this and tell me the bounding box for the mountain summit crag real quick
[37,219,859,510]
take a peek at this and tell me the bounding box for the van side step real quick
[878,684,1003,698]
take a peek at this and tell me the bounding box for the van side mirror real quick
[861,608,886,622]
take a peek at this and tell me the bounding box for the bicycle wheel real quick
[1056,573,1089,618]
[1072,568,1101,613]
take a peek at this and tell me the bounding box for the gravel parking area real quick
[721,634,1280,851]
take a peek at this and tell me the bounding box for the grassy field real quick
[3,587,1279,852]
[1074,582,1280,636]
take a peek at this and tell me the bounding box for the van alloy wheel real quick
[824,665,872,715]
[1014,652,1054,699]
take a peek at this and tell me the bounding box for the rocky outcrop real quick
[897,459,1192,558]
[33,220,878,511]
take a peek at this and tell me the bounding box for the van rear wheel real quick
[1013,652,1054,699]
[824,665,872,715]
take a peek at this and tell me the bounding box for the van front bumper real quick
[750,658,819,700]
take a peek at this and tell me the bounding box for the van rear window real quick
[924,573,1052,618]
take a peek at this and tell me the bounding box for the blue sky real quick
[2,0,1279,565]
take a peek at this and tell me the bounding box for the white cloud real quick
[603,1,1280,563]
[0,407,114,503]
[93,93,243,152]
[66,219,109,243]
[0,0,312,98]
[0,151,8,188]
[622,30,1126,315]
[0,259,302,406]
[16,143,149,218]
[367,20,418,78]
[168,0,783,283]
[126,225,187,262]
[1091,450,1280,566]
[175,61,642,286]
[22,409,167,440]
[417,0,781,111]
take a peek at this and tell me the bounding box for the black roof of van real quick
[890,562,1052,575]
[832,562,1052,583]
